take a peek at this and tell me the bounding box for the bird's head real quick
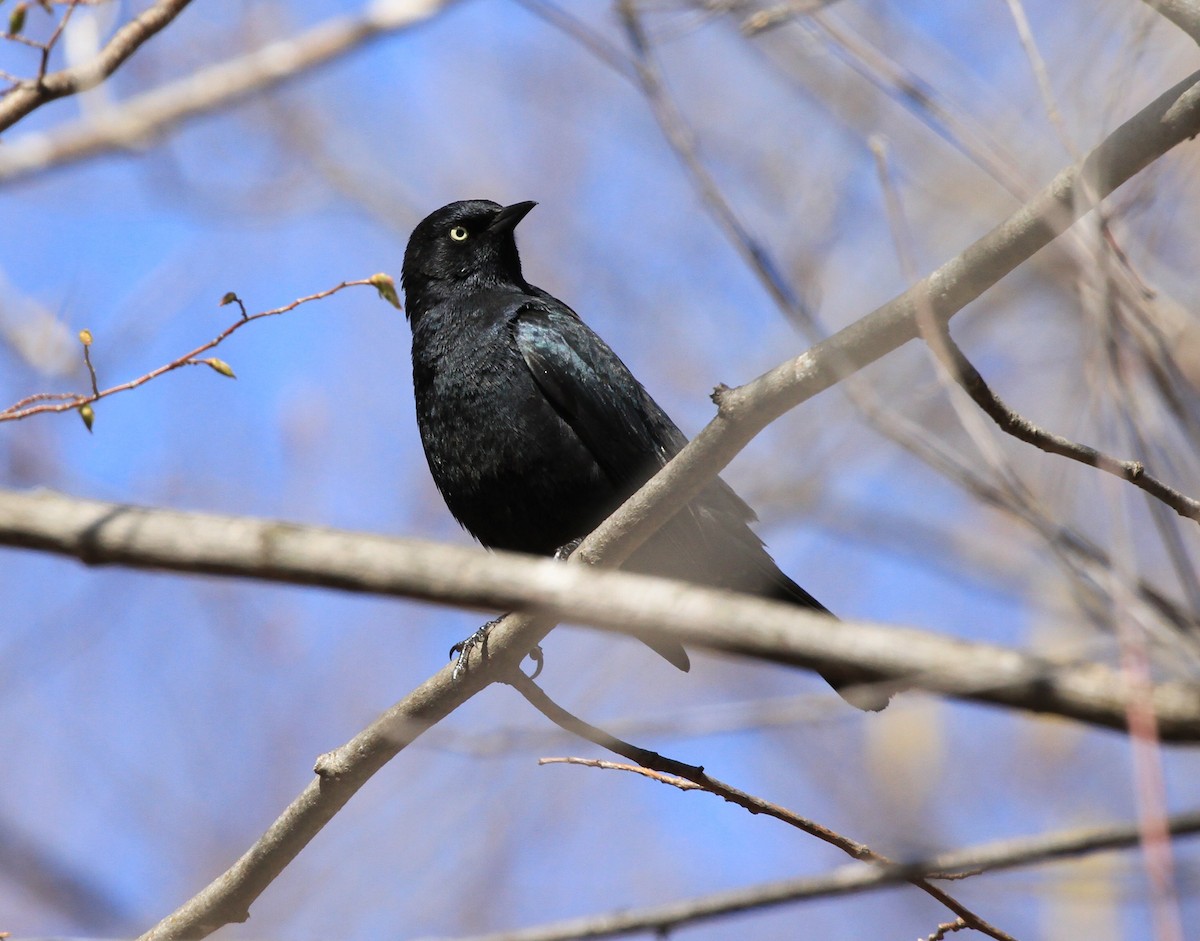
[401,199,537,316]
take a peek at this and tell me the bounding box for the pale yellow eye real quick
[449,226,469,241]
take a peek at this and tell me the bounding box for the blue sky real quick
[2,2,1198,939]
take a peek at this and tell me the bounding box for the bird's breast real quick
[412,318,617,555]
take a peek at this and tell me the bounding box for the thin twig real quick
[441,806,1200,941]
[539,756,703,790]
[0,278,376,423]
[509,673,1017,941]
[1115,571,1187,941]
[512,0,634,80]
[5,390,82,410]
[869,134,1032,494]
[0,33,48,51]
[81,343,98,396]
[917,303,1200,522]
[1003,0,1074,157]
[615,0,815,330]
[927,921,969,941]
[37,0,82,82]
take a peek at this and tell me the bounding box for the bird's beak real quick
[488,201,537,235]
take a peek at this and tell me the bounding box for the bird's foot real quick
[553,537,583,561]
[450,619,497,680]
[450,617,545,680]
[525,644,544,680]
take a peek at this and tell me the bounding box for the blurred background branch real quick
[445,808,1200,941]
[0,0,193,132]
[0,0,457,184]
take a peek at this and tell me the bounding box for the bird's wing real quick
[513,302,665,487]
[512,301,757,522]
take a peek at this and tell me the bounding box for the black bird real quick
[402,199,886,710]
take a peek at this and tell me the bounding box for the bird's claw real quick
[449,621,546,682]
[450,619,498,680]
[554,537,583,561]
[526,644,544,680]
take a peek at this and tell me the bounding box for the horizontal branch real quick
[3,487,1198,740]
[0,0,458,185]
[444,809,1200,941]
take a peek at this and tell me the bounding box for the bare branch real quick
[0,0,194,133]
[539,756,703,790]
[1142,0,1200,45]
[0,278,380,423]
[443,802,1200,941]
[870,126,1200,524]
[511,674,1016,941]
[1003,0,1075,156]
[0,0,460,185]
[2,487,1199,739]
[921,314,1200,520]
[615,1,814,328]
[571,68,1200,580]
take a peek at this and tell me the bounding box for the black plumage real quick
[402,199,884,710]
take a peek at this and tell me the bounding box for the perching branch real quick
[0,0,195,133]
[134,621,532,940]
[3,487,1199,740]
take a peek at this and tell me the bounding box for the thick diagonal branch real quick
[571,69,1200,572]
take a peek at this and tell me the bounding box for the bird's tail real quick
[769,576,892,712]
[640,636,691,672]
